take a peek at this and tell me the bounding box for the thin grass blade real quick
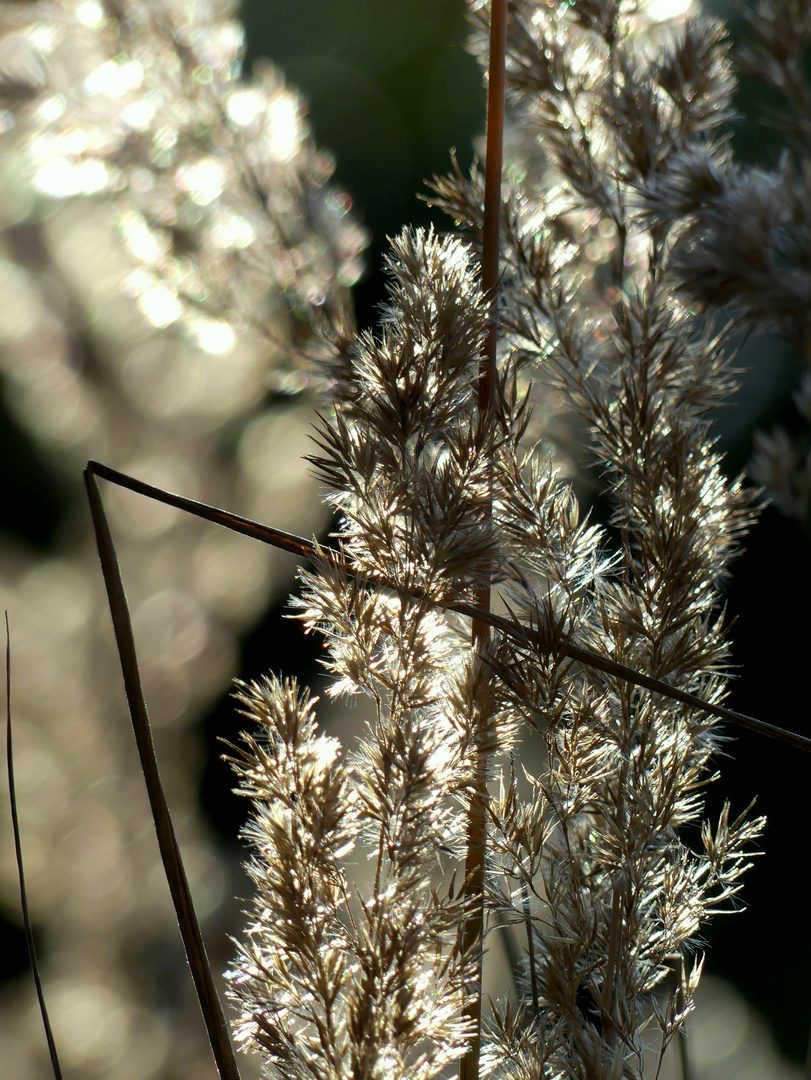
[83,468,242,1080]
[86,461,811,755]
[5,612,64,1080]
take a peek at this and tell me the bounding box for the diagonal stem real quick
[85,460,811,756]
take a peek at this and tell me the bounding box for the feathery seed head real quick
[227,4,769,1077]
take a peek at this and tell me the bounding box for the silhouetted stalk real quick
[84,468,242,1080]
[84,459,811,755]
[6,615,64,1080]
[461,3,507,1078]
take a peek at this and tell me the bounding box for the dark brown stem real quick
[677,955,694,1080]
[84,468,242,1080]
[85,460,811,756]
[460,3,507,1079]
[478,0,507,421]
[521,872,540,1024]
[6,614,64,1080]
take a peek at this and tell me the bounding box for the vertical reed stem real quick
[459,3,507,1078]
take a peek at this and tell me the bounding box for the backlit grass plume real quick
[224,2,769,1077]
[226,231,493,1079]
[227,125,763,1080]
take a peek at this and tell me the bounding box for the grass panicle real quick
[227,3,773,1078]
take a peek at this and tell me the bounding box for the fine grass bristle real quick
[6,612,63,1080]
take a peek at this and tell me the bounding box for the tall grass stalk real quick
[461,2,507,1076]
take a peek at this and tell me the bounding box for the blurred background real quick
[0,0,808,1077]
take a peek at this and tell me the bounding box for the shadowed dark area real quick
[200,562,331,841]
[703,503,811,1062]
[0,912,30,981]
[0,399,65,549]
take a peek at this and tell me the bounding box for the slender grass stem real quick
[84,468,242,1080]
[678,956,694,1080]
[461,4,507,1077]
[84,459,811,756]
[6,614,64,1080]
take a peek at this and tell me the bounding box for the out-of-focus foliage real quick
[643,0,811,530]
[238,0,485,328]
[0,1,364,1077]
